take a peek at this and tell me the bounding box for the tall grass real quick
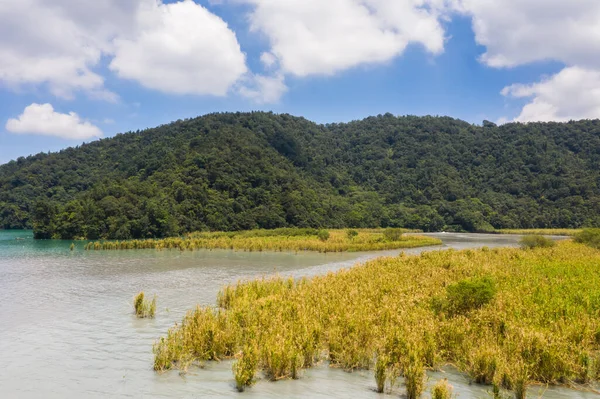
[519,235,556,249]
[134,292,156,318]
[85,228,440,253]
[153,241,600,396]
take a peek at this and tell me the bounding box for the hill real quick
[1,112,600,239]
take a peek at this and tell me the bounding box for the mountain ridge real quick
[1,111,599,239]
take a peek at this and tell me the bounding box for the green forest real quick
[1,112,599,240]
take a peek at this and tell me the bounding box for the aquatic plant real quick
[519,235,556,249]
[85,228,439,253]
[233,346,258,392]
[432,378,453,399]
[153,241,600,396]
[134,292,156,318]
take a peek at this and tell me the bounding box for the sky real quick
[1,0,599,164]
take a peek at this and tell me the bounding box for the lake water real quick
[0,231,594,398]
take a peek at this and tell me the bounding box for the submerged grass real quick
[153,241,600,396]
[85,228,440,253]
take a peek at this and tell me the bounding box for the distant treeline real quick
[1,112,600,239]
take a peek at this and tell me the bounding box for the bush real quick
[346,229,359,240]
[134,292,157,318]
[444,277,496,316]
[317,230,330,242]
[519,235,556,249]
[574,228,600,249]
[383,228,403,242]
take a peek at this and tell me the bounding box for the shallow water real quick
[0,231,593,398]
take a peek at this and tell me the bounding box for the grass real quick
[153,241,600,396]
[432,378,453,399]
[134,292,156,318]
[85,228,441,253]
[496,229,581,236]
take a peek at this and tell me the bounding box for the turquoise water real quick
[0,231,593,398]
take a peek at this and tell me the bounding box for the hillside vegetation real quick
[1,112,600,239]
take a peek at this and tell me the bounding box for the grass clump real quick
[154,241,600,396]
[574,228,600,249]
[496,229,580,236]
[432,378,453,399]
[519,235,556,249]
[233,346,259,392]
[86,228,438,253]
[134,292,156,318]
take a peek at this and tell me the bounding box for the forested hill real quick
[2,112,600,239]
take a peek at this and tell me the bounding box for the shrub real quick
[574,228,600,249]
[432,378,453,399]
[134,292,157,318]
[383,228,403,242]
[317,230,330,242]
[519,235,555,249]
[346,229,359,240]
[444,277,496,316]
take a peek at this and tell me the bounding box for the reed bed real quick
[153,241,600,397]
[496,229,581,236]
[85,228,441,253]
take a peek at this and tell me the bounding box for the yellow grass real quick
[153,241,600,396]
[495,229,581,236]
[85,228,441,253]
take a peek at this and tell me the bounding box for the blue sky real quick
[0,0,597,164]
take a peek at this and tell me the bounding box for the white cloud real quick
[457,0,600,68]
[6,103,103,140]
[0,0,248,100]
[242,0,449,77]
[110,0,247,96]
[238,73,288,103]
[501,67,600,122]
[455,0,600,122]
[0,0,134,100]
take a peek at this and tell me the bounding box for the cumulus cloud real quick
[242,0,449,77]
[501,67,600,122]
[6,103,103,140]
[455,0,600,121]
[110,0,247,96]
[457,0,600,69]
[0,0,247,99]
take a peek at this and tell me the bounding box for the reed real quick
[153,241,600,396]
[432,378,453,399]
[86,228,440,253]
[134,292,156,318]
[519,235,555,249]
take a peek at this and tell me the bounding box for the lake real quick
[0,231,593,398]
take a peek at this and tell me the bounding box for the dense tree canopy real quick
[1,112,600,239]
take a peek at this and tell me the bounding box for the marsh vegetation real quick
[153,241,600,397]
[134,292,156,318]
[85,228,441,253]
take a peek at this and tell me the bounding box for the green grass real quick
[496,229,581,236]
